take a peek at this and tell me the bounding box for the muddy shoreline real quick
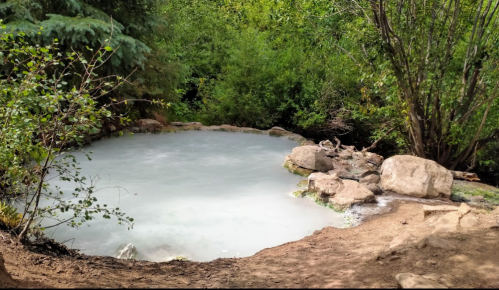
[1,198,498,288]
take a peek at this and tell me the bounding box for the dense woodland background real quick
[1,0,499,235]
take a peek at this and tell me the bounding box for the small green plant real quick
[296,180,308,188]
[451,184,499,206]
[292,190,306,197]
[0,201,23,229]
[298,191,345,213]
[166,256,189,262]
[343,215,356,229]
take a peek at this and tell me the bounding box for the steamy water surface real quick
[44,131,344,262]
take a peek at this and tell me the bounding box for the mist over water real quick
[44,131,344,262]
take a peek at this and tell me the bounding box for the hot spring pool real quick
[43,131,344,262]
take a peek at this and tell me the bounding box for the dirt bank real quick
[1,198,498,288]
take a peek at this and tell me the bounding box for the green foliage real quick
[0,26,149,239]
[0,200,23,229]
[168,256,189,261]
[163,0,360,132]
[451,184,499,207]
[336,0,499,169]
[296,191,345,213]
[0,0,174,121]
[0,0,161,71]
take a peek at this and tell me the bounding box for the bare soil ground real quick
[1,199,498,288]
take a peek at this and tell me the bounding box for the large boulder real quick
[137,119,162,132]
[308,173,375,210]
[116,243,138,260]
[290,146,334,171]
[308,172,343,197]
[283,155,314,177]
[329,180,375,211]
[380,155,453,199]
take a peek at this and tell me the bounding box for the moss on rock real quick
[451,180,499,208]
[283,155,313,177]
[292,190,306,197]
[297,179,308,188]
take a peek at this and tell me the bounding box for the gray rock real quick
[459,214,479,228]
[328,180,375,211]
[417,234,456,250]
[364,183,382,195]
[137,119,162,132]
[308,172,343,196]
[458,203,472,215]
[219,124,242,132]
[283,155,314,177]
[423,205,459,218]
[300,140,316,146]
[395,273,448,289]
[390,232,416,249]
[116,243,138,260]
[432,211,462,234]
[308,173,375,210]
[287,133,306,143]
[338,150,353,160]
[364,152,384,167]
[359,174,380,184]
[131,127,141,133]
[290,146,334,171]
[268,127,292,137]
[380,155,453,199]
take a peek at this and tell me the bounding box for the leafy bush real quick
[0,26,165,240]
[0,201,23,229]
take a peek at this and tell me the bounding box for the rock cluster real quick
[129,121,308,144]
[282,139,384,210]
[289,146,334,172]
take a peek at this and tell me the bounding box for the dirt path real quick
[1,200,498,288]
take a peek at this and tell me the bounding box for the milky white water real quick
[43,131,344,262]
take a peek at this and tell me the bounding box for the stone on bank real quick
[290,145,334,172]
[308,173,375,211]
[380,155,453,199]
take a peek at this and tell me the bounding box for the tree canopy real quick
[0,0,161,71]
[2,0,499,212]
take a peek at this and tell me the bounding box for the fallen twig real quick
[362,128,395,152]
